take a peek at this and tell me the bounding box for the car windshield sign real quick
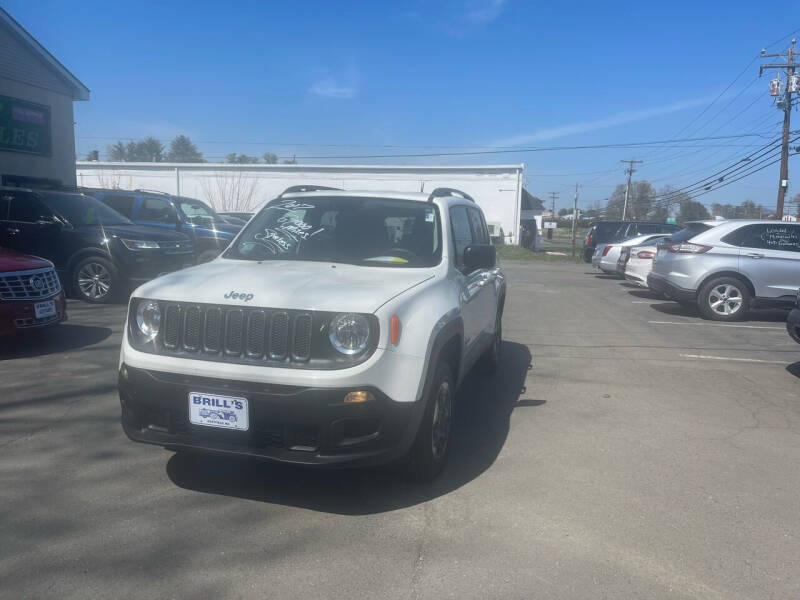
[226,196,442,267]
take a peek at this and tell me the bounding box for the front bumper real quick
[119,365,426,467]
[647,273,696,303]
[787,308,800,345]
[119,251,196,283]
[0,291,67,335]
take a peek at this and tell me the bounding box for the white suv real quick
[119,186,505,480]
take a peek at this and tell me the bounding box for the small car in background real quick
[648,220,800,321]
[583,220,678,263]
[617,235,673,279]
[0,247,67,335]
[0,187,195,303]
[787,289,800,345]
[594,233,674,276]
[85,189,242,263]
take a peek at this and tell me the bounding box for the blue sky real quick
[5,0,799,212]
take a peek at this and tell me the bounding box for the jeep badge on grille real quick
[224,291,254,302]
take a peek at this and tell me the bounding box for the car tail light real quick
[666,243,711,254]
[601,245,614,257]
[587,234,594,247]
[637,250,655,259]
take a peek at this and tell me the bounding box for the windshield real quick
[178,199,220,222]
[39,192,133,226]
[226,196,442,267]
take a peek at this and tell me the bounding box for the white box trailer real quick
[75,162,525,244]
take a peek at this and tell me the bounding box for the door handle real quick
[6,227,20,236]
[745,252,764,259]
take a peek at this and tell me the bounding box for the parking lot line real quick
[679,353,790,365]
[649,320,785,330]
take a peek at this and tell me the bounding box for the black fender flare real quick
[66,248,116,275]
[418,316,464,403]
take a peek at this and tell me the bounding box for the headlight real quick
[329,313,370,355]
[122,239,160,250]
[135,300,161,341]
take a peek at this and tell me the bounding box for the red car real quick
[0,247,67,335]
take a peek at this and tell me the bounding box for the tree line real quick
[84,136,296,164]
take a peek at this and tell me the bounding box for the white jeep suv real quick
[119,186,506,480]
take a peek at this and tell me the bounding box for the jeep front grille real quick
[156,302,314,366]
[0,267,61,300]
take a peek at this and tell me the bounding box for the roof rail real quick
[134,188,171,196]
[279,185,342,197]
[427,187,475,203]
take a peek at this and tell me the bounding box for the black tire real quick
[72,256,119,303]
[697,276,751,321]
[197,249,219,264]
[410,362,455,482]
[477,310,502,375]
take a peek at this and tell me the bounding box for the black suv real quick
[582,220,678,262]
[0,187,195,303]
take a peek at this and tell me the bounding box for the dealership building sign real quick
[0,95,51,157]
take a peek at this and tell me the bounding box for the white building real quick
[75,162,526,244]
[0,8,89,187]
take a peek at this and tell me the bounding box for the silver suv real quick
[648,220,800,321]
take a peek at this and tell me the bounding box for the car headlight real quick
[329,313,370,355]
[122,239,160,250]
[135,300,161,341]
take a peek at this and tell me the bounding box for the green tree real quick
[521,188,544,211]
[108,142,127,161]
[605,180,654,220]
[225,153,260,164]
[85,149,99,161]
[677,199,710,224]
[262,152,278,164]
[165,135,204,162]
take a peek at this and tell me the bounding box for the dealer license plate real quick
[34,300,56,319]
[188,392,249,431]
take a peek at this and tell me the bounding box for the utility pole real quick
[620,159,643,220]
[571,183,580,258]
[761,38,797,219]
[548,192,559,241]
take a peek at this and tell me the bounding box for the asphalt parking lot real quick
[2,260,799,599]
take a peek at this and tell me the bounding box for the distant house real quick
[0,7,89,187]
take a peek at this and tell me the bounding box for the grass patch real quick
[495,245,583,263]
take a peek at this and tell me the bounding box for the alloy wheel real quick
[77,262,112,300]
[708,283,743,317]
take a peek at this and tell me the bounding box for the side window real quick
[467,207,490,244]
[8,192,52,223]
[102,194,135,218]
[729,224,800,251]
[450,206,473,268]
[140,197,175,222]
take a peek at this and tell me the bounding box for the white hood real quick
[133,258,435,313]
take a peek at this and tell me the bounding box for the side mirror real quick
[463,244,496,271]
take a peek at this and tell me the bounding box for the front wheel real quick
[697,276,751,321]
[410,362,455,482]
[72,256,119,303]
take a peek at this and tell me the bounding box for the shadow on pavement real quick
[166,341,534,515]
[0,324,113,360]
[648,302,789,323]
[593,273,619,280]
[786,362,800,379]
[626,289,664,300]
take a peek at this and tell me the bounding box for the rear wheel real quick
[72,256,119,303]
[697,276,751,321]
[410,362,454,482]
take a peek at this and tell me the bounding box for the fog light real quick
[344,390,375,404]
